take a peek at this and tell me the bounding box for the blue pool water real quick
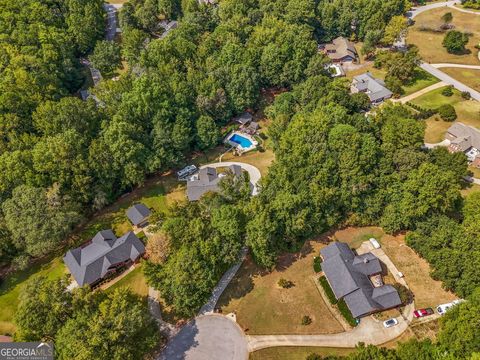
[229,134,253,148]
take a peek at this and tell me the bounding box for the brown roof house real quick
[446,122,480,167]
[319,36,358,63]
[320,242,402,318]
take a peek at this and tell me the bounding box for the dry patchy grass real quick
[441,67,480,92]
[218,241,344,335]
[407,7,480,65]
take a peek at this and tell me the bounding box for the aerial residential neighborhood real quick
[0,0,480,360]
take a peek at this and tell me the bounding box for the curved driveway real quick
[408,1,460,19]
[160,315,248,360]
[200,161,261,195]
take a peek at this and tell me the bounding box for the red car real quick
[413,308,434,318]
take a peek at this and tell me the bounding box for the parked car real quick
[413,308,434,318]
[383,318,398,328]
[177,165,197,180]
[436,300,464,315]
[369,238,381,249]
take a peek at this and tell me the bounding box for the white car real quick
[383,318,398,328]
[369,238,381,249]
[437,299,464,315]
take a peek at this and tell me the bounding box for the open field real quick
[249,346,354,360]
[218,240,344,335]
[335,227,458,310]
[441,67,480,92]
[407,7,480,65]
[410,86,480,142]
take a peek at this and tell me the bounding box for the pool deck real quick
[225,131,258,153]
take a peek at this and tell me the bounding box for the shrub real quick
[337,299,357,327]
[394,283,414,305]
[441,86,454,97]
[278,278,294,289]
[301,315,312,325]
[319,276,338,304]
[438,104,457,121]
[306,354,322,360]
[442,30,469,54]
[313,256,322,273]
[461,91,471,100]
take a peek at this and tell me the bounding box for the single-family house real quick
[446,122,480,167]
[319,37,358,63]
[351,73,393,104]
[320,242,402,318]
[63,230,145,287]
[126,203,151,228]
[234,112,253,126]
[245,121,260,135]
[187,165,243,201]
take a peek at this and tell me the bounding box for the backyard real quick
[407,7,480,65]
[409,86,480,143]
[218,239,344,335]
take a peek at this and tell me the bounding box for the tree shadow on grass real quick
[215,255,266,310]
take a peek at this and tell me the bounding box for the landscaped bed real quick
[409,86,480,143]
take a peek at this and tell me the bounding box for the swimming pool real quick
[229,133,253,149]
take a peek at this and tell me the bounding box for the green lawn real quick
[410,86,480,143]
[441,68,480,92]
[0,258,66,335]
[106,264,149,298]
[401,68,439,96]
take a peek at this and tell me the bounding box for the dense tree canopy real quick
[15,277,160,359]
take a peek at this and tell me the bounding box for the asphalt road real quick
[160,315,248,360]
[420,63,480,101]
[407,1,460,19]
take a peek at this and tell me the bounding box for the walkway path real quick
[200,161,262,196]
[451,4,480,15]
[148,287,178,337]
[420,62,480,101]
[395,81,446,104]
[198,247,248,315]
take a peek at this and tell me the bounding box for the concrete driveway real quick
[408,1,460,19]
[160,315,248,360]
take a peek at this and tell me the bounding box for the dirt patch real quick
[218,240,344,335]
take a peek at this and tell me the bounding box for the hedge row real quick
[337,299,357,327]
[319,276,338,304]
[313,256,322,273]
[406,102,437,120]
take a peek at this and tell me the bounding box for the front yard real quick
[407,7,480,65]
[409,86,480,143]
[218,240,344,335]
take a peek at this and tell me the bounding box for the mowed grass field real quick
[335,227,458,310]
[410,86,480,143]
[407,7,480,65]
[218,240,344,335]
[441,68,480,92]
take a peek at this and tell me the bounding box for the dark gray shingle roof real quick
[321,242,402,317]
[126,203,151,226]
[186,165,243,201]
[64,231,145,286]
